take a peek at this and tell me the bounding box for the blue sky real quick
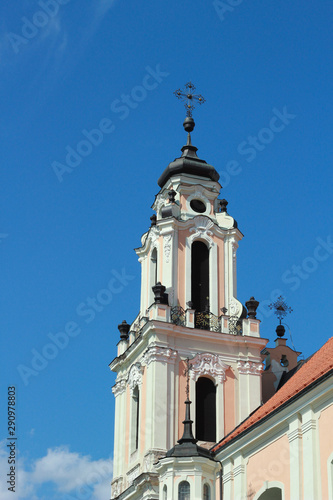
[0,1,332,498]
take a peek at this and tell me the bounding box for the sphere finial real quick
[183,116,195,133]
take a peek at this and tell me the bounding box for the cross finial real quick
[269,296,293,324]
[184,357,192,401]
[174,82,206,118]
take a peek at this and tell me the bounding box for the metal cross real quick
[184,358,192,401]
[269,296,293,324]
[174,82,206,117]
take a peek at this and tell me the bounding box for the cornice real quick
[135,214,243,255]
[110,320,267,372]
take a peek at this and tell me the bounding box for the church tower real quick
[109,84,268,499]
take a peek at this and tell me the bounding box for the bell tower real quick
[109,84,267,500]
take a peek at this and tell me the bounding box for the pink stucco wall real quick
[246,434,290,500]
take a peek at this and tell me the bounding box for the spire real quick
[177,399,197,445]
[174,82,205,160]
[178,358,197,445]
[157,83,219,188]
[164,358,214,460]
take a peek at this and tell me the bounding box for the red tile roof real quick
[212,337,333,453]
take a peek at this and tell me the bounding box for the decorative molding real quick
[233,464,246,477]
[189,216,214,247]
[163,234,172,263]
[143,346,178,366]
[288,428,302,443]
[230,238,238,260]
[126,463,141,486]
[229,297,241,317]
[111,477,123,499]
[148,226,160,249]
[112,378,127,397]
[223,470,234,483]
[127,362,144,395]
[155,192,168,215]
[237,360,263,375]
[190,353,229,383]
[301,419,317,434]
[187,189,210,215]
[143,449,167,472]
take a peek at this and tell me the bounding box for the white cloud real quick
[0,442,112,500]
[0,441,35,500]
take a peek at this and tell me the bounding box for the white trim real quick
[186,190,211,217]
[216,382,224,445]
[190,352,228,383]
[253,481,285,500]
[233,454,246,499]
[301,406,321,499]
[287,414,302,499]
[327,451,333,500]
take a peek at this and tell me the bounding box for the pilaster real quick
[287,414,303,500]
[233,454,246,500]
[301,406,321,499]
[222,459,234,499]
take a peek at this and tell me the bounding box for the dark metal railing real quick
[169,306,243,335]
[195,310,221,332]
[170,306,186,327]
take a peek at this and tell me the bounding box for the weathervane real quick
[174,82,206,117]
[184,358,192,401]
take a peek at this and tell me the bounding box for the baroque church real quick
[109,84,333,500]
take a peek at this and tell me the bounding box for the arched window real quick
[178,480,190,500]
[257,487,282,500]
[203,483,210,500]
[163,485,167,500]
[196,377,216,442]
[191,241,209,315]
[131,386,139,452]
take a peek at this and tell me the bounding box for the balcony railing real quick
[170,306,186,326]
[169,307,243,335]
[195,310,221,332]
